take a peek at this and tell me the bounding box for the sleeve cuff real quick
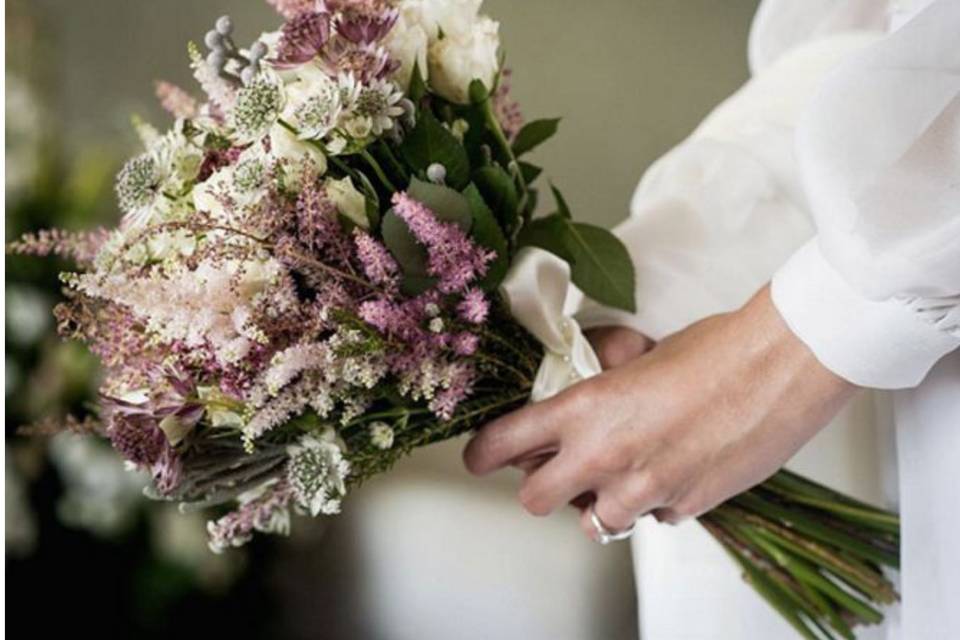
[771,240,960,389]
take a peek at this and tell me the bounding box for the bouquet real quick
[11,1,899,637]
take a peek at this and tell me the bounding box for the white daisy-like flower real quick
[369,422,395,450]
[349,78,405,137]
[289,73,343,141]
[286,429,350,517]
[231,72,285,143]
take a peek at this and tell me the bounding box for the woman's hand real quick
[463,285,857,540]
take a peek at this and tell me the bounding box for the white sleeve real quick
[771,0,960,389]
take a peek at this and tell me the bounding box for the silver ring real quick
[590,504,636,545]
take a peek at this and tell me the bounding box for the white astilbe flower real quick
[287,430,350,517]
[71,257,285,368]
[263,343,330,396]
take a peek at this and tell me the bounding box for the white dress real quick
[576,1,960,638]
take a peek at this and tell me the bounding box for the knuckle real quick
[621,473,662,511]
[518,484,550,517]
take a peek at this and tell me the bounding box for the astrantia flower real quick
[115,154,164,223]
[334,0,399,44]
[368,421,394,450]
[322,39,398,82]
[232,156,267,194]
[289,72,342,140]
[275,11,332,66]
[348,78,404,136]
[231,73,284,143]
[287,430,350,516]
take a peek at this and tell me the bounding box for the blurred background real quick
[5,1,759,637]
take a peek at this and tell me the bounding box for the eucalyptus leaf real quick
[512,118,561,156]
[381,209,429,278]
[473,164,519,233]
[407,177,472,232]
[400,111,470,189]
[464,184,509,289]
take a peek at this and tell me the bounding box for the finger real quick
[579,495,640,542]
[518,452,593,517]
[463,394,569,476]
[585,327,654,370]
[511,447,558,475]
[579,476,665,540]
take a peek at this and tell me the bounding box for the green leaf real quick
[408,60,428,105]
[382,209,429,279]
[464,184,509,289]
[473,164,519,233]
[407,177,472,232]
[518,161,542,185]
[566,223,636,313]
[516,214,575,263]
[400,111,470,189]
[550,182,572,219]
[353,170,382,229]
[517,216,636,312]
[512,118,561,156]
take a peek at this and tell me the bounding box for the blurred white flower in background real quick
[428,15,500,104]
[6,447,38,556]
[5,75,45,202]
[48,434,149,537]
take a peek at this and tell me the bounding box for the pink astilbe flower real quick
[276,11,332,66]
[353,230,398,287]
[457,288,490,324]
[494,69,524,141]
[207,480,293,553]
[155,81,199,119]
[451,332,480,356]
[391,192,496,294]
[8,228,110,267]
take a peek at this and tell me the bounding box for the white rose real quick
[384,12,430,89]
[428,16,500,104]
[267,123,328,188]
[325,176,369,229]
[402,0,483,40]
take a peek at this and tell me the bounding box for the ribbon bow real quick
[500,248,603,402]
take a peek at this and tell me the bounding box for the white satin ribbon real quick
[500,248,603,402]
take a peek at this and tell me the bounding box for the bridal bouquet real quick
[11,1,899,638]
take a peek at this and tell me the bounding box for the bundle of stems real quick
[701,470,899,640]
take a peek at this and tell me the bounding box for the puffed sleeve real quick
[771,0,960,389]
